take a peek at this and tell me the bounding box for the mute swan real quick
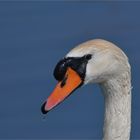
[41,39,131,140]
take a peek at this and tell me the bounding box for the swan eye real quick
[84,54,92,60]
[53,54,92,82]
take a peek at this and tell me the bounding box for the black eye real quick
[84,54,92,60]
[53,54,92,82]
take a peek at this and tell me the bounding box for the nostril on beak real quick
[41,102,49,114]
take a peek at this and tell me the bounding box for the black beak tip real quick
[41,102,49,114]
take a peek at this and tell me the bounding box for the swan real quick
[41,39,131,140]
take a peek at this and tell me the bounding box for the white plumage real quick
[66,39,131,140]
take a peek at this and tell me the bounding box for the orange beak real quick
[41,67,82,114]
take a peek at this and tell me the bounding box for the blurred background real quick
[0,1,139,139]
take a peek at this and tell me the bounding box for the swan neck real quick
[100,72,131,140]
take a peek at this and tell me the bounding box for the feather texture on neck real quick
[100,71,131,140]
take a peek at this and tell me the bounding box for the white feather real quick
[66,39,131,140]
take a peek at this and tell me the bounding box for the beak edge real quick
[41,102,49,114]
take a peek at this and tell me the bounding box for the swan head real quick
[41,39,129,114]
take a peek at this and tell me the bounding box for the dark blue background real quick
[0,2,139,139]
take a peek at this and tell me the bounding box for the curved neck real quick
[100,71,131,140]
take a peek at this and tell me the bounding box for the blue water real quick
[0,2,139,139]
